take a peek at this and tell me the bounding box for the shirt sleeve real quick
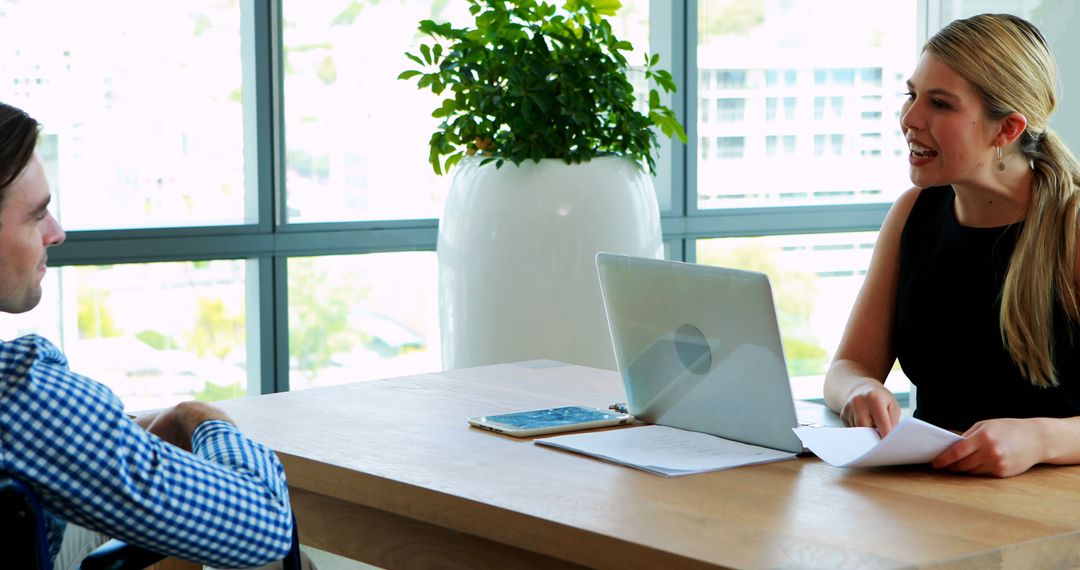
[0,335,293,568]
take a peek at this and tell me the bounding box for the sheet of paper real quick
[793,417,963,467]
[536,425,796,477]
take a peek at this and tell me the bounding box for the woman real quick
[823,13,1080,478]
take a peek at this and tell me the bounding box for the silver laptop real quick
[595,253,842,454]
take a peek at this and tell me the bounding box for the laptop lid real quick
[596,253,805,453]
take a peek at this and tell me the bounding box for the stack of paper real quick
[536,425,796,477]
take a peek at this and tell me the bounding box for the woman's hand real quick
[840,380,901,437]
[932,418,1046,477]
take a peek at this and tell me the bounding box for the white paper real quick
[536,425,796,477]
[793,417,963,467]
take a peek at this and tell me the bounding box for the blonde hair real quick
[926,14,1080,387]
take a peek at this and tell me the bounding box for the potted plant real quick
[400,0,686,371]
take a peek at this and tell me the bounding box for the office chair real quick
[2,474,302,570]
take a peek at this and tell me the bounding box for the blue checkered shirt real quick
[0,335,293,568]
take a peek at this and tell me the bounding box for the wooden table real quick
[216,361,1080,569]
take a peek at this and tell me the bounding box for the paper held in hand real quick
[793,417,963,467]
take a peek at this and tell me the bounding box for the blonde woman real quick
[823,13,1080,478]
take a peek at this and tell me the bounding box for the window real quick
[696,0,917,210]
[861,67,884,86]
[287,253,439,391]
[783,97,797,120]
[16,1,1079,408]
[765,70,779,87]
[715,98,746,122]
[715,137,746,159]
[7,261,252,411]
[0,1,249,230]
[717,70,748,89]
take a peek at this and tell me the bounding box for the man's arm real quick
[0,335,293,567]
[134,400,234,452]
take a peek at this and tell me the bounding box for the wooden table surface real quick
[215,361,1080,569]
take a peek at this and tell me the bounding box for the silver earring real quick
[996,146,1006,171]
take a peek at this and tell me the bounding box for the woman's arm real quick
[824,187,922,436]
[933,416,1080,477]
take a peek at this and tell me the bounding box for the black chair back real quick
[0,475,50,568]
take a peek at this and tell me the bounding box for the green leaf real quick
[665,114,688,143]
[445,152,465,171]
[650,53,660,67]
[588,0,622,17]
[418,19,440,35]
[420,44,432,65]
[397,70,422,81]
[432,98,458,118]
[405,52,424,66]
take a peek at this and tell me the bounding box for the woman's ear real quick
[993,112,1028,147]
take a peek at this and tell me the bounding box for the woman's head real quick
[0,102,39,211]
[923,13,1056,167]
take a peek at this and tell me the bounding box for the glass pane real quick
[281,1,467,223]
[283,0,650,223]
[696,0,916,209]
[287,252,439,390]
[696,233,910,400]
[0,1,248,229]
[1,261,251,411]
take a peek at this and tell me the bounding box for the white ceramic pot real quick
[438,156,663,371]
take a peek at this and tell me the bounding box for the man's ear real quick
[993,112,1028,147]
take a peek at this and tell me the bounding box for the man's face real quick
[0,156,65,313]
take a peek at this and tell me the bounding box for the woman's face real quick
[900,52,1000,189]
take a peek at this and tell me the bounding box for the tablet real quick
[468,405,634,437]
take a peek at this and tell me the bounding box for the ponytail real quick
[1000,128,1080,387]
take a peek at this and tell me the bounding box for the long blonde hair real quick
[925,14,1080,387]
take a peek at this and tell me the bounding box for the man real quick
[0,102,294,568]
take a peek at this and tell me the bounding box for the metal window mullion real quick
[248,257,276,396]
[683,0,699,227]
[249,0,288,394]
[271,255,290,393]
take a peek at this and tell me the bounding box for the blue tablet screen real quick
[485,406,618,429]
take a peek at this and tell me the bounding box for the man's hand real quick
[840,380,901,437]
[134,401,235,452]
[932,418,1045,478]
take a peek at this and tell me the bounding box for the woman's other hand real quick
[932,418,1045,477]
[841,380,902,437]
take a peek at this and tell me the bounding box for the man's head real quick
[0,102,65,313]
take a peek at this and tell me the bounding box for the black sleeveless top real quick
[894,186,1080,431]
